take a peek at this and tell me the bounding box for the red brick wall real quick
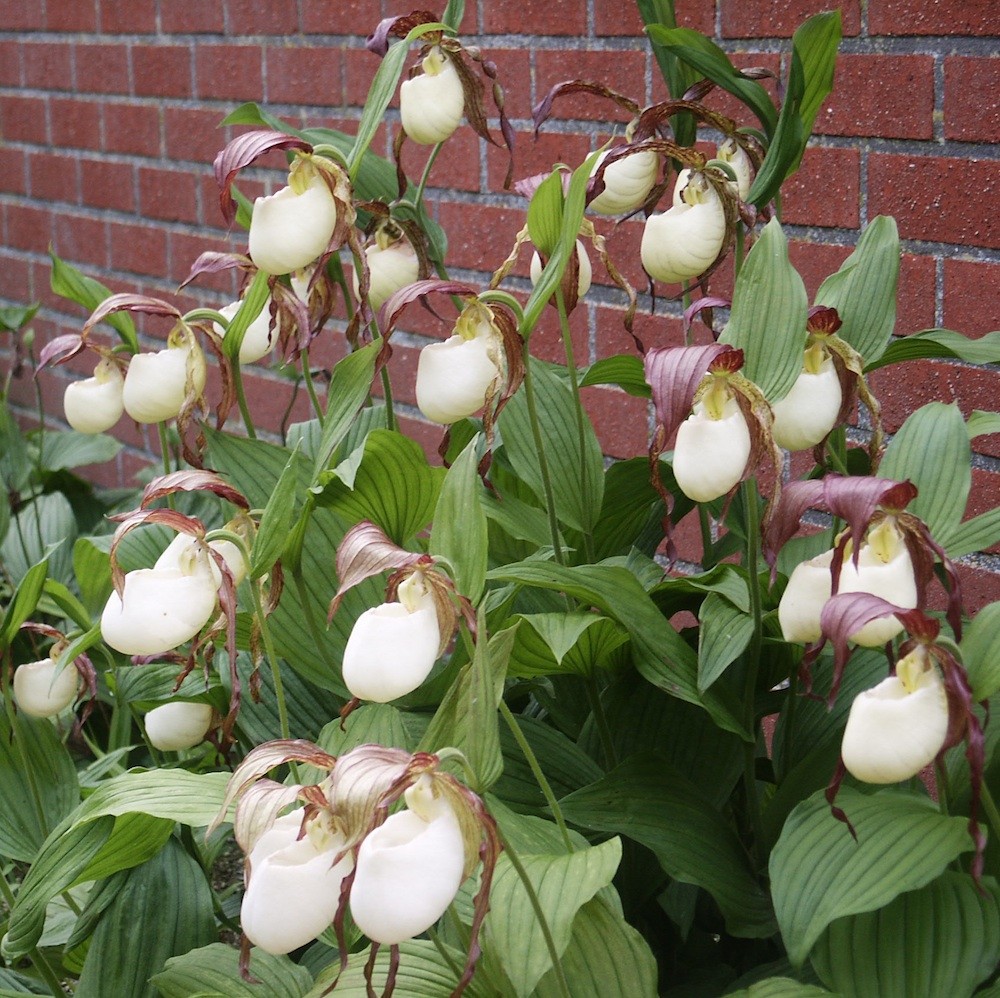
[1,0,998,601]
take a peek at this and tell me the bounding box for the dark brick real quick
[0,95,48,144]
[30,151,79,204]
[99,0,157,33]
[869,0,995,35]
[944,57,1000,144]
[265,46,343,105]
[484,0,586,36]
[75,44,130,94]
[781,145,860,230]
[139,166,201,224]
[721,0,860,38]
[79,157,136,212]
[225,0,300,34]
[195,45,263,101]
[161,0,226,33]
[943,259,1000,338]
[49,97,103,150]
[22,41,73,90]
[103,102,162,157]
[133,45,194,98]
[536,49,648,121]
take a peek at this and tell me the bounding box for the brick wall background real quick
[1,0,998,603]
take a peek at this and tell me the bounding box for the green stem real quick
[584,677,618,771]
[379,362,396,432]
[0,873,66,996]
[979,782,1000,845]
[249,582,291,744]
[698,505,714,567]
[232,360,257,439]
[500,836,573,998]
[555,286,595,564]
[734,224,745,280]
[301,348,325,425]
[156,421,172,476]
[522,353,564,566]
[414,143,443,211]
[498,700,574,853]
[935,760,951,816]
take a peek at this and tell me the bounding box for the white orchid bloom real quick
[841,647,949,783]
[778,548,836,645]
[717,137,753,201]
[63,358,124,434]
[529,239,592,299]
[415,304,503,425]
[100,542,218,655]
[144,701,214,751]
[155,532,248,588]
[352,238,420,312]
[400,47,465,145]
[122,336,206,424]
[588,148,659,215]
[248,173,338,276]
[214,299,275,364]
[341,572,440,703]
[13,658,80,718]
[350,774,466,945]
[241,810,354,955]
[771,343,842,451]
[641,171,726,284]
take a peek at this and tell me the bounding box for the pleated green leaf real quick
[559,754,775,937]
[508,612,629,679]
[815,216,899,364]
[499,359,604,535]
[793,12,841,158]
[154,943,313,998]
[251,444,302,579]
[720,219,808,402]
[205,428,310,510]
[1,493,76,584]
[698,592,754,691]
[959,600,1000,702]
[485,838,622,997]
[810,872,1000,998]
[0,557,49,650]
[113,660,222,707]
[728,979,833,998]
[73,769,230,826]
[580,354,650,398]
[867,328,1000,371]
[770,787,974,965]
[936,507,1000,559]
[72,536,113,617]
[38,430,121,471]
[968,409,1000,439]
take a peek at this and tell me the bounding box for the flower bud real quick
[415,305,502,425]
[341,572,440,702]
[778,549,835,645]
[248,174,338,276]
[122,337,206,424]
[672,383,750,502]
[588,148,659,215]
[101,543,218,655]
[241,811,354,955]
[144,701,214,751]
[771,344,842,451]
[155,532,249,588]
[13,658,80,718]
[841,648,948,783]
[400,47,465,146]
[214,300,274,364]
[352,239,420,312]
[350,775,466,945]
[717,137,753,201]
[63,358,124,434]
[641,172,727,285]
[529,239,592,299]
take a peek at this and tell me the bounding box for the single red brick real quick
[30,151,78,204]
[226,0,300,34]
[483,46,532,127]
[103,103,162,157]
[49,98,103,150]
[435,201,524,275]
[52,213,109,271]
[816,54,934,140]
[781,145,860,230]
[582,385,650,460]
[161,0,226,33]
[943,259,1000,338]
[944,57,1000,144]
[165,106,227,164]
[79,158,136,212]
[4,203,51,254]
[483,0,586,36]
[99,0,157,33]
[75,44,130,94]
[195,45,263,101]
[46,3,98,31]
[721,0,860,37]
[0,148,27,195]
[869,0,994,35]
[139,167,200,224]
[265,46,343,105]
[869,154,1000,250]
[0,255,32,303]
[486,128,592,194]
[301,0,387,35]
[536,49,648,121]
[787,239,850,297]
[404,127,481,194]
[0,95,48,144]
[344,47,383,108]
[22,42,72,89]
[0,4,44,29]
[595,2,646,37]
[108,220,169,278]
[0,42,21,87]
[952,563,1000,614]
[132,45,194,98]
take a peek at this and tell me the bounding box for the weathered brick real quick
[165,106,227,164]
[108,220,169,277]
[344,46,386,108]
[868,154,1000,250]
[0,41,21,87]
[133,44,194,98]
[265,45,343,105]
[535,49,648,121]
[49,97,103,150]
[404,127,481,193]
[226,0,300,34]
[434,201,525,275]
[301,0,387,36]
[0,254,32,304]
[781,145,860,230]
[486,128,592,194]
[30,151,78,204]
[582,385,651,460]
[103,102,162,157]
[600,0,715,38]
[51,213,109,271]
[161,0,226,33]
[944,57,1000,144]
[483,0,586,36]
[79,158,136,213]
[195,45,263,101]
[0,95,48,145]
[0,148,27,196]
[139,166,201,224]
[0,3,45,29]
[721,0,860,38]
[75,44,130,94]
[869,0,994,36]
[943,259,1000,337]
[99,0,157,33]
[4,202,51,254]
[46,3,98,31]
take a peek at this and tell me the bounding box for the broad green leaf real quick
[488,795,591,855]
[218,268,268,362]
[698,592,754,690]
[500,361,605,536]
[73,769,230,826]
[815,216,900,364]
[592,458,668,562]
[154,943,313,998]
[485,838,622,997]
[204,427,310,510]
[0,557,49,649]
[314,428,444,544]
[1,494,76,585]
[508,612,629,679]
[49,250,138,350]
[526,168,566,257]
[960,601,1000,701]
[868,329,1000,371]
[968,409,1000,439]
[113,660,221,706]
[251,444,302,578]
[74,811,174,884]
[653,563,750,614]
[431,435,488,602]
[441,0,464,30]
[645,26,777,135]
[488,560,745,737]
[37,430,121,471]
[720,219,808,401]
[580,354,650,398]
[75,839,215,998]
[72,536,113,617]
[791,12,841,166]
[559,755,775,937]
[482,490,555,549]
[317,702,411,757]
[638,0,699,146]
[936,507,1000,559]
[728,980,832,998]
[310,341,380,478]
[810,872,1000,998]
[534,895,659,998]
[770,787,974,965]
[879,402,970,546]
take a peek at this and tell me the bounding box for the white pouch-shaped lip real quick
[248,175,338,276]
[144,701,214,751]
[352,240,420,311]
[415,318,501,425]
[671,395,751,503]
[529,239,592,299]
[400,48,465,146]
[588,148,659,215]
[778,549,835,645]
[63,358,124,434]
[214,299,275,364]
[123,341,206,424]
[155,532,248,588]
[241,811,354,955]
[771,355,842,452]
[13,658,80,717]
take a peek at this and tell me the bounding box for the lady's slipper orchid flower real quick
[841,646,949,783]
[771,341,842,451]
[778,548,837,645]
[529,239,592,299]
[416,302,503,425]
[63,358,124,434]
[400,46,465,146]
[241,810,354,955]
[214,299,274,364]
[13,658,80,718]
[589,147,659,215]
[717,137,754,201]
[341,571,440,703]
[641,171,727,284]
[155,531,248,589]
[122,332,206,424]
[350,774,467,945]
[352,234,420,312]
[100,541,218,656]
[144,701,214,751]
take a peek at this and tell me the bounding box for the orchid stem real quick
[380,362,397,433]
[584,677,618,771]
[232,361,257,439]
[979,782,1000,846]
[414,143,443,211]
[498,700,574,853]
[156,421,172,477]
[249,581,291,744]
[301,348,325,425]
[734,224,745,280]
[522,353,565,566]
